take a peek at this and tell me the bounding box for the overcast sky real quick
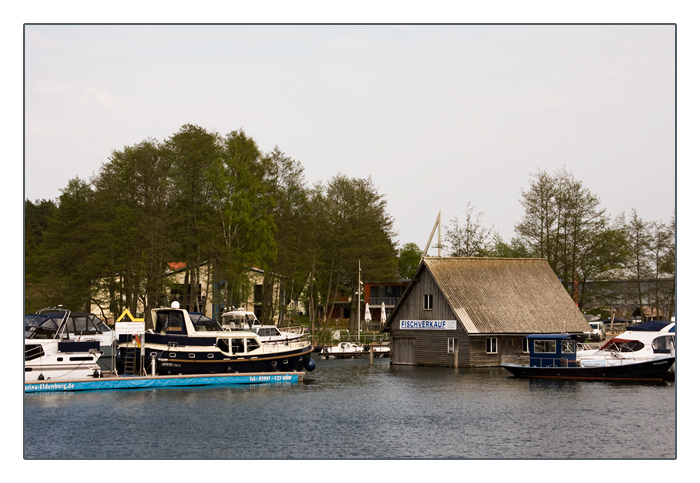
[23,24,676,252]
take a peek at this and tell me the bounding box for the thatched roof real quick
[385,257,591,335]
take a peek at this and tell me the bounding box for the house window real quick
[522,338,529,352]
[448,338,458,354]
[423,294,433,310]
[486,337,498,354]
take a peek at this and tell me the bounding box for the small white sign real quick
[115,322,145,335]
[400,320,457,330]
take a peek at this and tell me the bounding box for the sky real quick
[22,22,676,253]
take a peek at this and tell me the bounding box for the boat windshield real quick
[67,313,107,335]
[257,327,282,337]
[221,311,260,330]
[191,313,223,332]
[601,339,645,353]
[24,313,67,340]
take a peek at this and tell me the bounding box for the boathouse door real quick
[392,337,415,365]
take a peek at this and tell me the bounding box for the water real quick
[23,357,676,459]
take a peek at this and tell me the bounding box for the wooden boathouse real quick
[381,257,592,367]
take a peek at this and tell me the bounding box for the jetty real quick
[24,371,304,393]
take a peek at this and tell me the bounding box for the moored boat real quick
[577,320,675,362]
[320,341,364,358]
[116,306,315,376]
[25,307,103,381]
[501,334,675,382]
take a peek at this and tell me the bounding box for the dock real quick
[24,371,304,393]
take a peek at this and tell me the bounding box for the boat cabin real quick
[221,309,261,331]
[526,334,578,367]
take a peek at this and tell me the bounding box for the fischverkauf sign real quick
[400,320,457,330]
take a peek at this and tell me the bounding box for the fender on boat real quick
[305,358,316,372]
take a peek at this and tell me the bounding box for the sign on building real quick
[400,320,457,330]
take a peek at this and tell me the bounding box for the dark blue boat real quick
[116,307,315,376]
[500,334,675,382]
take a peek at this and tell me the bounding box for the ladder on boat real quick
[123,347,141,375]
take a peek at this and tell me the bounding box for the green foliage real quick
[397,242,422,279]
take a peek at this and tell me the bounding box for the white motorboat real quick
[577,320,675,368]
[25,307,103,381]
[320,341,365,358]
[367,344,390,356]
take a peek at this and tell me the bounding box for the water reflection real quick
[24,356,675,459]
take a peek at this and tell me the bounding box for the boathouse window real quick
[533,340,556,353]
[486,337,497,354]
[522,338,529,352]
[423,294,433,310]
[448,338,458,354]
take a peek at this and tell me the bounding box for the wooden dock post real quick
[369,346,374,365]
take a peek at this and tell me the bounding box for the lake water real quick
[23,357,676,460]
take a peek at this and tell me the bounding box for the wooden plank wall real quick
[389,269,470,367]
[389,268,531,367]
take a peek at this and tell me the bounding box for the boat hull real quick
[118,345,314,375]
[501,356,675,382]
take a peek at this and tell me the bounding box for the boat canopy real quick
[24,312,67,339]
[190,313,223,332]
[627,321,675,332]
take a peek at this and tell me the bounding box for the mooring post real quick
[454,343,459,368]
[369,346,374,365]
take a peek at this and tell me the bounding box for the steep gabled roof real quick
[384,257,590,335]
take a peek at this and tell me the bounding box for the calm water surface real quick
[23,357,676,459]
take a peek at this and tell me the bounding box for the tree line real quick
[25,128,675,326]
[440,167,675,320]
[25,124,402,331]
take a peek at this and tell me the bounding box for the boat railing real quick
[257,335,312,353]
[500,355,583,368]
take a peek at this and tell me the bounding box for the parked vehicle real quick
[586,321,607,342]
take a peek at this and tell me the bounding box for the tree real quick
[39,178,99,311]
[163,124,221,314]
[490,234,531,258]
[91,139,174,321]
[25,199,58,311]
[261,146,309,324]
[659,212,676,319]
[443,202,493,257]
[397,242,422,278]
[626,209,652,321]
[515,166,623,304]
[209,129,277,319]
